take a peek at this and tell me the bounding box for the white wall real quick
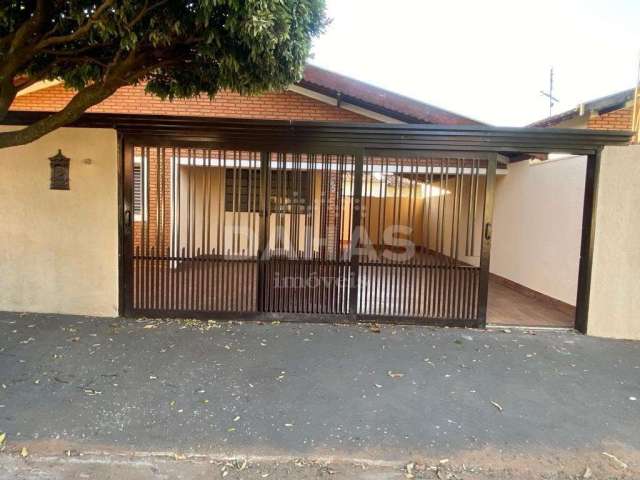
[0,127,119,316]
[588,145,640,340]
[490,156,587,305]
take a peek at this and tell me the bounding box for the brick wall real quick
[13,83,377,259]
[11,83,374,122]
[587,107,632,131]
[132,147,172,254]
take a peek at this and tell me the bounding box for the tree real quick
[0,0,326,148]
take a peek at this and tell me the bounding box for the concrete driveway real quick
[0,312,639,479]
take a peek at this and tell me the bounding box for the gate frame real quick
[120,136,498,327]
[101,116,631,330]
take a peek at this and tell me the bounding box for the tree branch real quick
[0,79,17,122]
[0,81,118,149]
[35,0,115,50]
[0,49,163,148]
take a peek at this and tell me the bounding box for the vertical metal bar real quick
[454,158,464,319]
[160,147,167,312]
[175,147,182,310]
[476,153,497,328]
[348,151,364,316]
[142,147,150,310]
[121,139,134,315]
[575,150,601,334]
[409,157,420,316]
[257,151,270,312]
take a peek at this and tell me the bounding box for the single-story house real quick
[1,67,637,339]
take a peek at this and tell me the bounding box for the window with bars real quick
[224,169,311,213]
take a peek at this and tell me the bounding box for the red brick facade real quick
[587,107,632,131]
[11,83,374,122]
[11,81,379,256]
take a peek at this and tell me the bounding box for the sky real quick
[310,0,640,126]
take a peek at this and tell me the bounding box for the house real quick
[1,66,636,339]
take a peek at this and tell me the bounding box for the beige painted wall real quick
[0,126,119,316]
[490,156,587,305]
[588,145,640,340]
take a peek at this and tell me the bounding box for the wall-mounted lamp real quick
[49,150,70,190]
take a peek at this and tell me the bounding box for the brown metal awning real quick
[3,111,632,156]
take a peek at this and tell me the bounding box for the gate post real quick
[349,152,364,316]
[476,152,498,328]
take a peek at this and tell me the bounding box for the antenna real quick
[540,67,560,116]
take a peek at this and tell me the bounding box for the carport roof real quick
[4,110,632,156]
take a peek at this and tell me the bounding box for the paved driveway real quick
[0,312,639,478]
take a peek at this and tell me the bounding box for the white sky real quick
[310,0,640,126]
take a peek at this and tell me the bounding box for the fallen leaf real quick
[490,401,503,412]
[143,324,157,329]
[405,462,415,474]
[20,447,28,458]
[233,459,247,471]
[369,323,381,333]
[0,432,5,445]
[582,466,592,479]
[387,371,404,379]
[174,453,186,460]
[602,452,628,469]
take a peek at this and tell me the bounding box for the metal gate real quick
[122,140,495,326]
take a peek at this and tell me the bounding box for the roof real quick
[529,88,635,128]
[300,65,483,126]
[14,65,483,126]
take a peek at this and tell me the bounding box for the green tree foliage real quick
[0,0,326,147]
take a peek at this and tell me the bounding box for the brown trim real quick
[117,133,125,316]
[2,111,631,155]
[490,273,576,318]
[121,140,135,317]
[297,79,427,124]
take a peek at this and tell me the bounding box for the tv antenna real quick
[540,67,560,116]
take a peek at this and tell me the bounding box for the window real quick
[224,169,311,213]
[269,170,311,214]
[225,169,261,212]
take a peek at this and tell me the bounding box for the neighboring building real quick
[1,67,635,339]
[529,88,635,131]
[487,87,639,337]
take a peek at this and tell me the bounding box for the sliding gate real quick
[122,141,495,326]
